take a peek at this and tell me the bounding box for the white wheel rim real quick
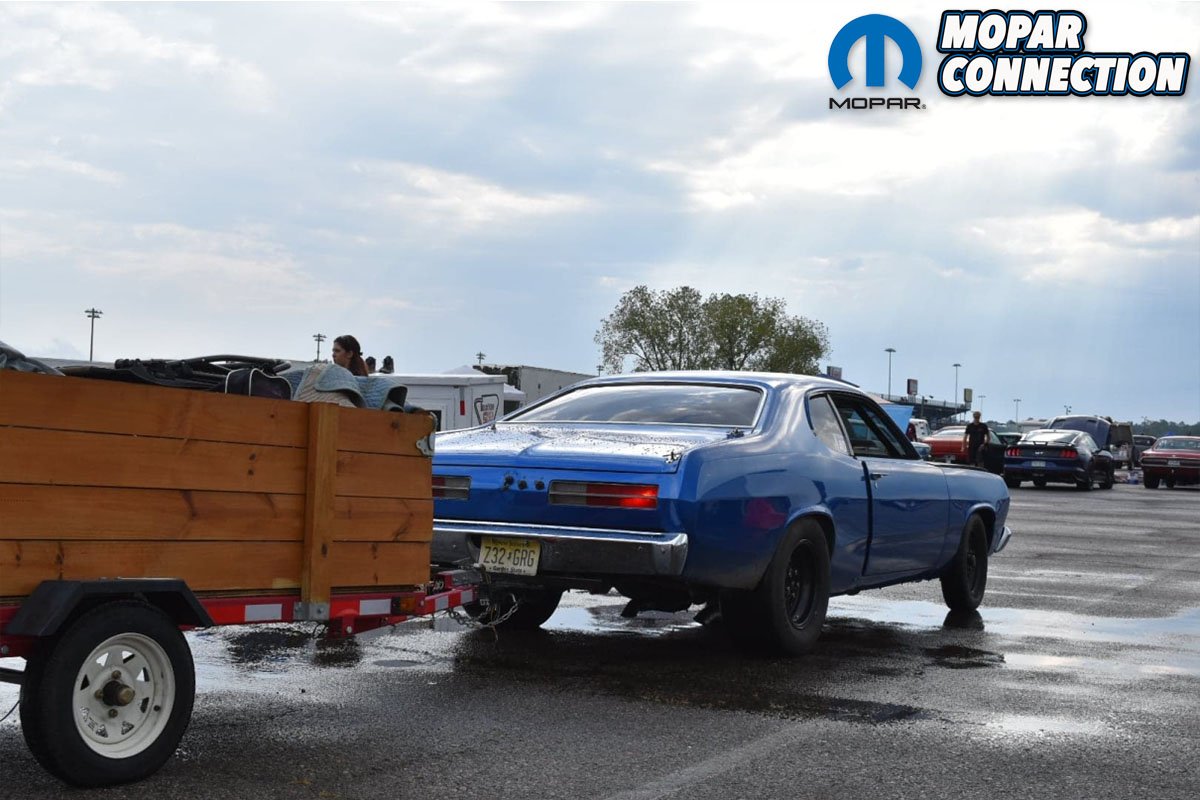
[73,632,175,758]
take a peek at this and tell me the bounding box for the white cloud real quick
[351,161,592,229]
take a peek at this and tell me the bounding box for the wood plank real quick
[0,485,303,541]
[331,542,432,588]
[336,407,435,456]
[0,541,303,597]
[301,404,338,606]
[335,450,432,499]
[0,428,306,494]
[0,370,307,447]
[331,497,432,542]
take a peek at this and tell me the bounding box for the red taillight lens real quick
[1006,447,1020,457]
[432,475,470,500]
[1060,449,1077,459]
[549,481,659,509]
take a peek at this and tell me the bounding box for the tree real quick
[595,285,830,375]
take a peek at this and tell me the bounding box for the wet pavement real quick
[1,483,1197,799]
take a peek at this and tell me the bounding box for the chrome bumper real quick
[992,525,1014,555]
[432,519,689,577]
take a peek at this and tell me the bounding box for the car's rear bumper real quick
[1004,462,1091,483]
[433,519,689,576]
[1141,464,1200,482]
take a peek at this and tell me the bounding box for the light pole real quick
[884,347,896,398]
[476,351,486,366]
[84,308,103,361]
[313,333,326,361]
[979,394,986,417]
[950,359,960,417]
[1013,398,1021,421]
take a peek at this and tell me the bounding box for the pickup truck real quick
[1044,415,1134,468]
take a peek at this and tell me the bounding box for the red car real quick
[921,426,1005,473]
[1139,436,1200,489]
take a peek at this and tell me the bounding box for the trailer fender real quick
[4,579,213,638]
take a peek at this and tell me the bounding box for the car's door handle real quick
[869,472,888,481]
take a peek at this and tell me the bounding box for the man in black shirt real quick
[962,411,990,466]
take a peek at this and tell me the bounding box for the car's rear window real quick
[1156,437,1200,451]
[1022,431,1077,444]
[506,383,764,426]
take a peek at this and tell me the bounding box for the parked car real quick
[1139,436,1200,489]
[1132,434,1158,467]
[431,372,1013,655]
[1004,429,1115,490]
[912,440,932,460]
[921,425,1006,474]
[1045,415,1134,468]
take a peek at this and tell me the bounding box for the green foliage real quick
[595,285,830,375]
[1135,419,1200,436]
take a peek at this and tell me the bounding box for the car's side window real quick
[807,394,850,456]
[856,402,912,458]
[828,396,908,459]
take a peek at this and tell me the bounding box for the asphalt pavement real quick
[2,482,1197,799]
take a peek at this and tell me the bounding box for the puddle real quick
[985,714,1109,737]
[923,644,1005,669]
[828,597,1200,647]
[543,604,701,636]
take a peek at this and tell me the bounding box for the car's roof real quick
[1156,435,1200,442]
[579,371,856,393]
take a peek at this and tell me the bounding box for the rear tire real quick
[1101,468,1115,490]
[1004,476,1021,489]
[940,516,989,612]
[1166,479,1176,489]
[464,588,563,630]
[1076,475,1093,491]
[1032,478,1047,488]
[721,519,830,656]
[18,601,194,787]
[1143,475,1160,489]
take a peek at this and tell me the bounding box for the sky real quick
[0,1,1197,423]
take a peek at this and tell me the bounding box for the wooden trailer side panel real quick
[0,370,435,600]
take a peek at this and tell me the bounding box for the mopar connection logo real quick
[937,10,1190,95]
[828,14,925,110]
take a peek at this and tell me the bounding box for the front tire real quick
[940,516,989,612]
[722,519,830,655]
[19,601,194,788]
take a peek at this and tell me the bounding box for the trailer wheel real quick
[18,600,194,787]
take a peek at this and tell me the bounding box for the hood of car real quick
[433,422,734,473]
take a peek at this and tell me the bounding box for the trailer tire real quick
[18,600,194,787]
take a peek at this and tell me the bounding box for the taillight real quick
[1060,449,1077,459]
[432,475,470,500]
[549,481,658,509]
[1006,447,1020,457]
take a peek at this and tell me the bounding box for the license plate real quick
[479,537,540,576]
[1168,460,1181,467]
[1030,460,1046,468]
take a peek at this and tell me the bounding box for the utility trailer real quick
[0,369,478,787]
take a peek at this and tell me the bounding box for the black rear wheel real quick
[722,519,830,655]
[1004,476,1021,489]
[1101,468,1115,490]
[940,516,989,612]
[1032,478,1047,488]
[1143,475,1160,489]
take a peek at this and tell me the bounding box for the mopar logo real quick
[828,14,923,90]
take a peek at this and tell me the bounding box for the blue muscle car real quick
[432,372,1013,654]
